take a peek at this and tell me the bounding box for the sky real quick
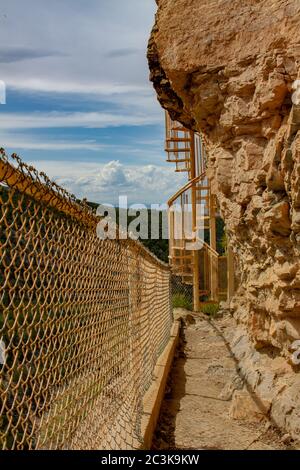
[0,0,186,205]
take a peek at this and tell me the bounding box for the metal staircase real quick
[165,113,206,177]
[165,113,228,310]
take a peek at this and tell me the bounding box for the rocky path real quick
[152,309,296,451]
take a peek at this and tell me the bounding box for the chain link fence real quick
[0,150,173,450]
[171,275,193,311]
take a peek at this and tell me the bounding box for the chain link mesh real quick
[0,149,173,450]
[171,275,193,310]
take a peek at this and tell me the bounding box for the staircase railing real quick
[168,172,220,301]
[165,114,207,179]
[165,111,230,307]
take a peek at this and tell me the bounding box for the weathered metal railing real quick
[165,113,207,180]
[168,172,223,304]
[165,111,230,308]
[0,150,172,450]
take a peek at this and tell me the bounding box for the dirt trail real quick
[152,309,297,451]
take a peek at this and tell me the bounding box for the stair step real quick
[166,158,191,163]
[165,147,191,153]
[172,264,193,274]
[173,270,194,276]
[173,268,194,273]
[172,261,194,268]
[181,278,193,285]
[172,258,193,263]
[171,256,193,266]
[170,125,187,131]
[166,138,191,143]
[173,242,195,251]
[172,258,190,262]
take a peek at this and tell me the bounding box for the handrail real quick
[167,171,206,207]
[203,241,219,257]
[183,234,219,257]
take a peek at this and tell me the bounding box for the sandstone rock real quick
[214,148,233,196]
[279,291,300,316]
[229,390,266,423]
[263,201,291,237]
[284,318,300,341]
[149,0,300,441]
[275,262,299,280]
[262,115,282,139]
[291,210,300,233]
[254,72,288,112]
[219,374,244,401]
[281,433,292,444]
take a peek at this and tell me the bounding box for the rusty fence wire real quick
[171,275,193,311]
[0,150,173,450]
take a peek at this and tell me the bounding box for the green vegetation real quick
[200,303,220,317]
[172,293,193,311]
[91,203,227,263]
[216,217,226,255]
[220,230,228,255]
[94,205,170,263]
[142,238,169,263]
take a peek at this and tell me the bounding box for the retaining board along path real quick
[152,309,299,451]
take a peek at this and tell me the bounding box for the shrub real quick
[200,303,220,317]
[172,294,193,311]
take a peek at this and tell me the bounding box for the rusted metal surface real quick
[0,150,172,450]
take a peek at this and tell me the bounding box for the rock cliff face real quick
[148,0,300,439]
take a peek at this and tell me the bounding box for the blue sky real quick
[0,0,185,205]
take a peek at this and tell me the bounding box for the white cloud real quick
[0,0,162,138]
[0,110,161,130]
[0,0,175,207]
[6,77,149,96]
[28,160,186,205]
[0,0,156,97]
[0,131,167,166]
[0,138,106,151]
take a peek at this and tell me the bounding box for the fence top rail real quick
[0,148,170,271]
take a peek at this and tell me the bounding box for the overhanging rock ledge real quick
[148,0,300,440]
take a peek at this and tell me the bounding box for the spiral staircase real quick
[165,113,231,310]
